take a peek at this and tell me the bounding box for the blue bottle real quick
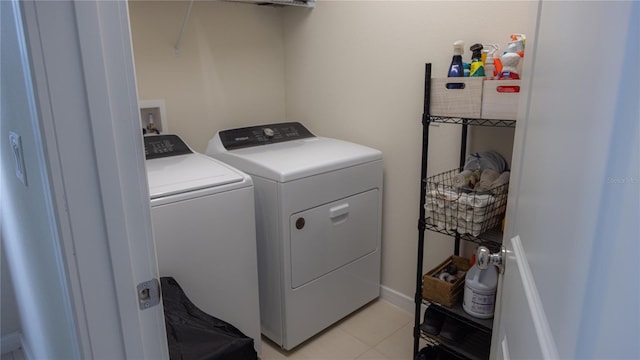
[447,40,464,89]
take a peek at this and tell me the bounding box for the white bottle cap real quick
[453,40,465,56]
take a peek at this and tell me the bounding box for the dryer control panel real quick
[218,122,315,150]
[144,134,192,159]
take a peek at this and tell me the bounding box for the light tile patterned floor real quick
[260,300,424,360]
[1,300,422,360]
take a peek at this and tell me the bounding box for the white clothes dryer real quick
[144,134,261,354]
[206,122,383,350]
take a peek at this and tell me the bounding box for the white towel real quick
[490,171,511,194]
[452,170,480,189]
[492,171,510,186]
[452,170,471,188]
[475,169,501,192]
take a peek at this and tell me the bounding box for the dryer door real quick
[290,189,379,288]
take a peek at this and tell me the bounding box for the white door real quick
[3,0,169,358]
[492,1,639,359]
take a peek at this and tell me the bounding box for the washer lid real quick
[146,153,246,199]
[210,136,382,182]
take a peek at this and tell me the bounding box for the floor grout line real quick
[260,298,415,359]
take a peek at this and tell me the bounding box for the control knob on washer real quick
[263,128,275,138]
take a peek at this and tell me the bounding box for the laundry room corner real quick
[282,1,534,301]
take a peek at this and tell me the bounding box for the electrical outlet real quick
[9,131,27,186]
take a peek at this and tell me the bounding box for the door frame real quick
[17,0,168,358]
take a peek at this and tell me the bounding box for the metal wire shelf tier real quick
[423,223,503,250]
[422,300,494,333]
[428,116,516,128]
[420,329,491,360]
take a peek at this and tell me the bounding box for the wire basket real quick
[424,169,508,237]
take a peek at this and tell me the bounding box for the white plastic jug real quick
[462,263,498,318]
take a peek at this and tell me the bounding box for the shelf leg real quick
[414,63,432,359]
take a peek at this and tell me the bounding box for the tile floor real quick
[260,300,426,360]
[1,300,423,360]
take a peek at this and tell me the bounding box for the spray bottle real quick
[482,44,500,78]
[447,40,465,89]
[509,34,526,57]
[447,40,465,77]
[510,34,526,75]
[469,44,485,77]
[499,34,526,79]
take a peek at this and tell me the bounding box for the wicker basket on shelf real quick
[422,255,470,308]
[424,168,508,237]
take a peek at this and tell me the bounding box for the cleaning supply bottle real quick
[482,44,500,78]
[510,34,526,75]
[499,34,526,79]
[462,258,498,318]
[446,40,465,89]
[498,52,521,79]
[447,40,465,78]
[146,112,160,134]
[469,44,485,77]
[509,34,526,57]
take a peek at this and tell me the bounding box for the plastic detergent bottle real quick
[499,34,526,79]
[469,44,485,77]
[498,52,521,79]
[447,40,465,78]
[447,41,465,89]
[510,34,526,75]
[146,113,160,134]
[463,260,498,318]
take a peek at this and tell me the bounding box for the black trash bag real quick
[160,277,257,360]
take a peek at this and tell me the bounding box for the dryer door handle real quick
[329,203,350,220]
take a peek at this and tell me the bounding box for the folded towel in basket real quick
[452,170,471,188]
[491,171,510,187]
[475,169,501,192]
[452,170,480,189]
[490,171,511,194]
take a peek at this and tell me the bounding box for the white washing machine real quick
[144,134,261,354]
[206,122,383,350]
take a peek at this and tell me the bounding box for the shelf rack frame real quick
[412,63,516,359]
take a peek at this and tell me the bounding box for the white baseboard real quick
[1,331,22,355]
[380,285,427,317]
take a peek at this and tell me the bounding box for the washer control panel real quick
[144,134,192,159]
[219,122,315,150]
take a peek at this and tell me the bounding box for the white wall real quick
[129,0,287,152]
[129,0,535,300]
[283,1,533,297]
